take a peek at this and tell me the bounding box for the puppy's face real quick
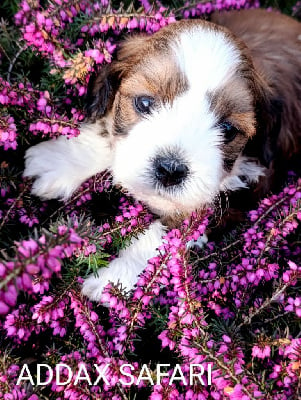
[87,20,265,216]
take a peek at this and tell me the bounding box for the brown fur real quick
[208,81,256,138]
[87,18,263,141]
[211,8,301,160]
[86,9,301,228]
[111,52,189,136]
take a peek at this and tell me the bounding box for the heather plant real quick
[1,1,301,399]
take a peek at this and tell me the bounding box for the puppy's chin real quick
[117,183,214,217]
[137,195,204,217]
[133,192,202,217]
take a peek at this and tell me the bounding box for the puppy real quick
[24,9,301,300]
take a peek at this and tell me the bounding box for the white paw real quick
[81,257,146,302]
[24,140,79,200]
[24,123,113,200]
[187,233,208,250]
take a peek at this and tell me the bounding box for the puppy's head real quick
[86,20,266,216]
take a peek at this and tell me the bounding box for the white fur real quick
[82,221,165,301]
[112,28,241,216]
[23,26,265,301]
[221,156,266,192]
[24,123,112,200]
[112,97,222,215]
[174,28,240,93]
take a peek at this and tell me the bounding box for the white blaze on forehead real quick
[173,27,241,93]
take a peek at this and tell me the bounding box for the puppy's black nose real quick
[154,157,189,187]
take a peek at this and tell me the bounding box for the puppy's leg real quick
[82,221,165,301]
[24,122,112,200]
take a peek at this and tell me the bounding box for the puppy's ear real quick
[85,35,147,120]
[85,63,120,120]
[85,35,148,120]
[245,70,281,168]
[256,97,282,167]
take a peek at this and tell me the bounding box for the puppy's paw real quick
[187,233,208,250]
[82,257,145,302]
[81,273,111,302]
[24,140,78,200]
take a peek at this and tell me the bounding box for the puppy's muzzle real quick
[154,156,189,187]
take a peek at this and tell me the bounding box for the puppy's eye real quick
[134,96,154,115]
[220,121,240,143]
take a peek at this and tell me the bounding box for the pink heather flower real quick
[0,115,17,150]
[223,334,232,343]
[1,2,300,400]
[252,344,271,359]
[85,49,104,64]
[0,301,10,315]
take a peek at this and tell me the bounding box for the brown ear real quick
[244,69,282,168]
[85,35,148,120]
[85,64,120,120]
[255,97,282,167]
